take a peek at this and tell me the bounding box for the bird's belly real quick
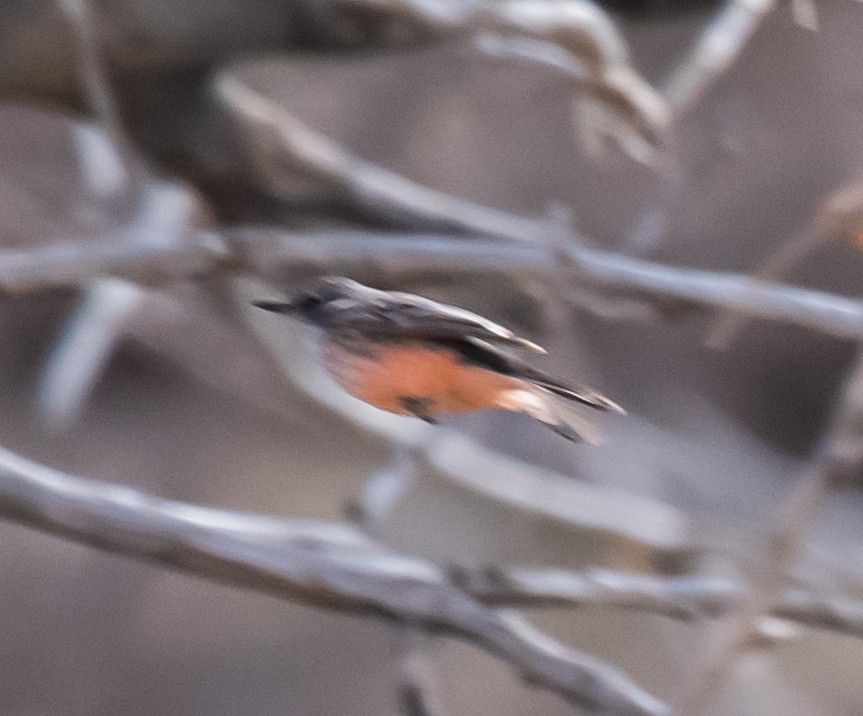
[325,342,519,417]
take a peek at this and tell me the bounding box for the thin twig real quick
[672,346,863,713]
[453,566,741,619]
[663,0,778,115]
[814,348,863,486]
[471,31,667,156]
[706,176,863,349]
[57,0,133,156]
[672,466,828,715]
[675,348,863,710]
[352,443,423,529]
[0,444,668,716]
[458,564,863,639]
[352,444,448,716]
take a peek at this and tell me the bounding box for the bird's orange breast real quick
[324,341,521,417]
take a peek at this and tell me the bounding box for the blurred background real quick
[1,0,863,714]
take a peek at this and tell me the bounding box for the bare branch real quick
[0,434,862,659]
[673,463,828,715]
[481,0,668,151]
[57,0,131,153]
[217,74,543,241]
[0,230,222,293]
[222,0,667,170]
[230,228,863,342]
[38,278,147,428]
[425,432,691,554]
[458,564,863,640]
[774,586,863,638]
[812,349,863,486]
[485,0,628,70]
[663,0,778,116]
[6,225,863,346]
[35,183,213,424]
[217,15,666,232]
[706,176,863,349]
[672,345,862,712]
[453,566,742,619]
[37,7,216,429]
[0,444,669,716]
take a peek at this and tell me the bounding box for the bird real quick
[253,277,623,442]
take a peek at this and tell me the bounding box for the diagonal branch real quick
[0,444,669,716]
[670,350,863,713]
[217,74,544,241]
[57,0,132,155]
[663,0,778,116]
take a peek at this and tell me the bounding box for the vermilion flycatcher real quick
[254,277,623,442]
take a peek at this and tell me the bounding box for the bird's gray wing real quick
[328,287,546,353]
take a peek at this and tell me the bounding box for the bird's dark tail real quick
[455,338,624,416]
[531,380,625,414]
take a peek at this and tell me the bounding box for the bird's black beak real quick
[252,299,296,314]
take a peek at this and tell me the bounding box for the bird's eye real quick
[297,293,323,311]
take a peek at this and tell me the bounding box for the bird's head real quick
[253,277,363,325]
